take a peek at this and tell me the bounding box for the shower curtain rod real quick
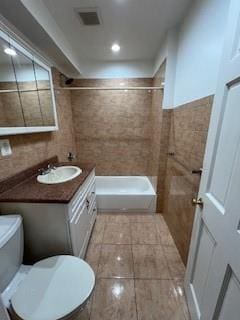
[55,86,164,91]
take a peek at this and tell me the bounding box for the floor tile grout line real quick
[101,221,161,225]
[133,278,139,320]
[88,220,107,320]
[100,242,163,246]
[96,221,106,272]
[162,244,183,280]
[96,276,177,280]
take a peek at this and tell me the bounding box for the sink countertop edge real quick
[0,161,95,204]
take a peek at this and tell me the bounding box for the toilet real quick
[0,215,95,320]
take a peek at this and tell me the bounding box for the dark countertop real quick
[0,158,95,204]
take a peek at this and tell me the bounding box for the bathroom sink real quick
[37,166,82,184]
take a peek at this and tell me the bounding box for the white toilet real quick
[0,215,95,320]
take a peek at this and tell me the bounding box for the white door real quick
[184,0,240,319]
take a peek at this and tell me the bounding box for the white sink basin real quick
[37,166,82,184]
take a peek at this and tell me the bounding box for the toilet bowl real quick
[0,215,95,320]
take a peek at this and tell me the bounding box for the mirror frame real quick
[0,29,58,136]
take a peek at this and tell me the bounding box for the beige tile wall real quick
[169,96,213,171]
[148,65,164,178]
[163,96,213,264]
[0,69,76,182]
[71,78,153,175]
[148,61,170,212]
[156,109,171,211]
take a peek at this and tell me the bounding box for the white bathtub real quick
[96,176,156,213]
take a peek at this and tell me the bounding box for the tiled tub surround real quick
[148,62,165,193]
[155,110,171,212]
[163,96,213,264]
[81,213,189,320]
[71,78,153,176]
[0,69,76,182]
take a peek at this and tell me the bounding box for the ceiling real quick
[0,0,192,77]
[42,0,191,62]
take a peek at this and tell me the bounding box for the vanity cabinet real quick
[69,171,97,257]
[0,170,97,263]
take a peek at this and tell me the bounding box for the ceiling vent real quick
[76,8,101,26]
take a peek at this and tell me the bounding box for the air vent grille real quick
[78,11,101,25]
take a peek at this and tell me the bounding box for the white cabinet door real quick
[185,1,240,319]
[69,203,89,257]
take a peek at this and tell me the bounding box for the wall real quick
[148,61,170,208]
[20,0,82,74]
[77,60,154,79]
[71,78,153,176]
[0,69,76,181]
[173,0,229,106]
[163,95,213,264]
[148,63,165,182]
[154,0,229,108]
[154,29,178,109]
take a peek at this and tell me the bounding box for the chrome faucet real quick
[38,163,57,175]
[47,163,57,170]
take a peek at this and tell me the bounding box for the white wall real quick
[155,0,230,108]
[77,60,154,79]
[173,0,229,106]
[153,28,178,108]
[20,0,82,74]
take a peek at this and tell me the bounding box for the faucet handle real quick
[38,168,46,175]
[48,163,57,170]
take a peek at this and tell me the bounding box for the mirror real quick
[0,37,25,127]
[34,62,55,126]
[0,29,58,135]
[12,48,43,127]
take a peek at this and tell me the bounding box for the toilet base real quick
[9,296,92,320]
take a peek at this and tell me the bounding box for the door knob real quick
[192,198,204,207]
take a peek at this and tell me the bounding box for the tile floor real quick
[81,214,190,320]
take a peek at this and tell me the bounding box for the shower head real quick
[65,77,74,85]
[60,73,74,86]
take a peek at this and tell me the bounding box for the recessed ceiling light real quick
[111,43,120,53]
[4,48,17,56]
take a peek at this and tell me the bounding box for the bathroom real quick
[0,0,239,319]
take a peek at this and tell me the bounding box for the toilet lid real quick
[11,255,95,320]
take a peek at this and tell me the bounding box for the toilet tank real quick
[0,215,23,292]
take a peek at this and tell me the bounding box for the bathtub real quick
[95,176,156,213]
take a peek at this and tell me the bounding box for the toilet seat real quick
[11,255,95,320]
